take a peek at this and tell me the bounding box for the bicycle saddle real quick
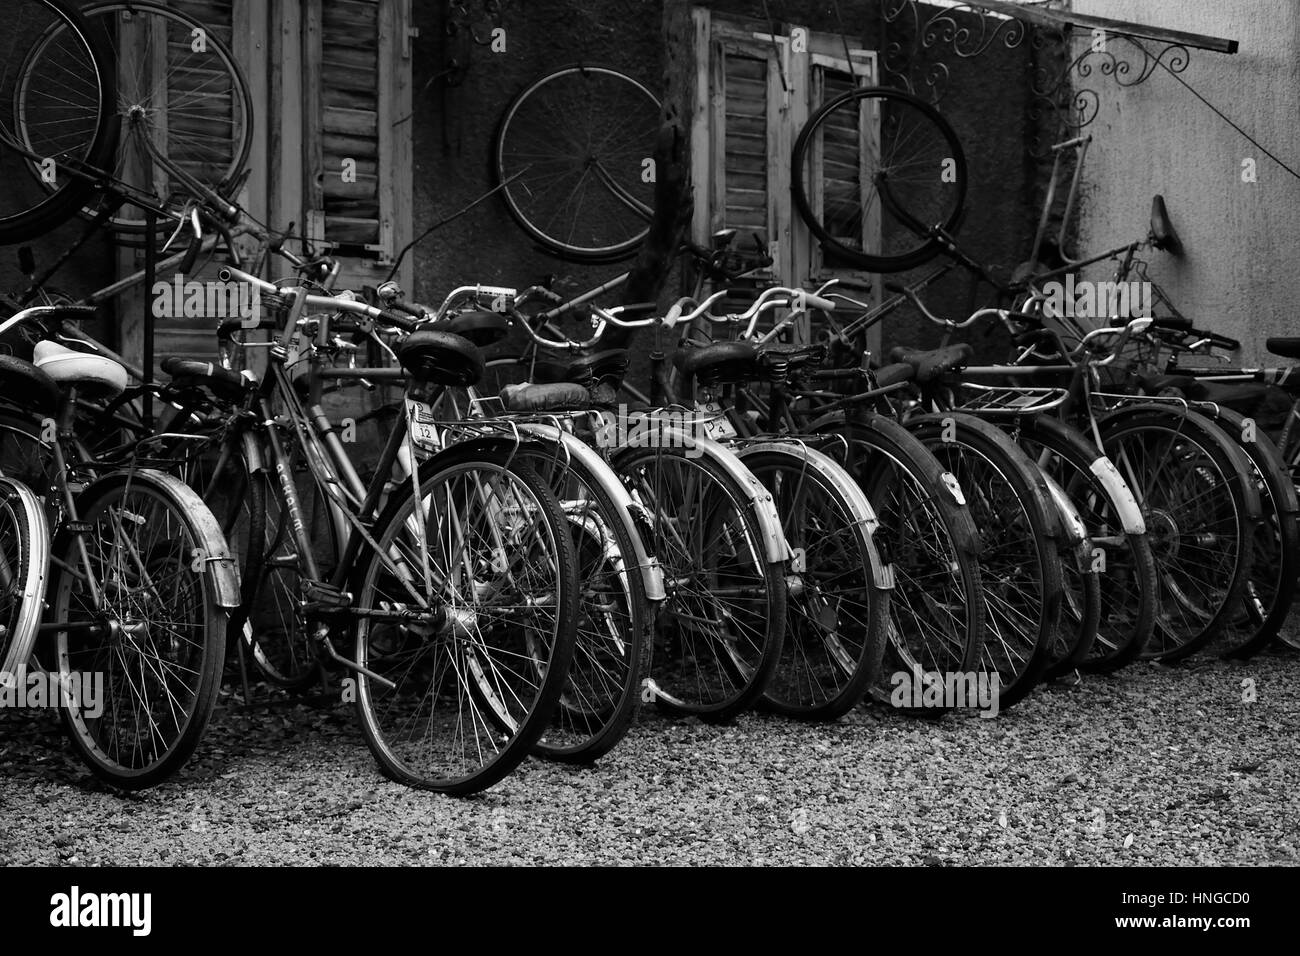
[1149,195,1182,255]
[0,354,61,416]
[432,310,510,347]
[886,343,973,383]
[160,357,251,404]
[1267,337,1300,359]
[499,382,592,413]
[673,341,757,387]
[33,340,127,400]
[395,330,484,387]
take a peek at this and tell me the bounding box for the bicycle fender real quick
[1042,472,1089,548]
[1197,405,1300,517]
[640,428,793,565]
[733,441,894,591]
[93,468,242,610]
[513,422,666,602]
[1088,455,1146,534]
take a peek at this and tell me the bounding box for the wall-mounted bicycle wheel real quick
[16,0,252,236]
[494,65,660,262]
[792,86,966,273]
[0,0,117,245]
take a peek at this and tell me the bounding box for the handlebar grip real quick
[217,316,279,341]
[378,308,418,332]
[804,294,836,312]
[1151,316,1193,331]
[388,300,426,319]
[1203,331,1240,351]
[160,357,248,395]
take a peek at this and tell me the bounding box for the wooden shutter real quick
[717,49,771,249]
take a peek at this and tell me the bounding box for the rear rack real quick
[955,383,1069,416]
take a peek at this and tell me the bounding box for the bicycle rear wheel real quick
[739,444,890,720]
[613,440,786,722]
[494,65,660,262]
[0,0,117,243]
[792,86,965,273]
[0,477,49,682]
[1098,405,1259,661]
[50,470,230,790]
[352,443,579,795]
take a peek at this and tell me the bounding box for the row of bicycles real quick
[4,190,1297,798]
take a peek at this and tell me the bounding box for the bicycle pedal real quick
[301,581,352,609]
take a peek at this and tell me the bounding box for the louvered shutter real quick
[305,0,382,255]
[718,50,771,250]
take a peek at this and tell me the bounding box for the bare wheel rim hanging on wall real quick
[16,0,253,236]
[0,0,117,245]
[791,85,966,273]
[494,65,660,263]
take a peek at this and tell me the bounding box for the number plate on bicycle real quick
[406,399,443,452]
[698,403,736,440]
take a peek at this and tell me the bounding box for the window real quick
[691,9,880,347]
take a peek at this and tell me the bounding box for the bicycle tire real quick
[791,86,966,273]
[493,65,660,262]
[1097,404,1260,662]
[805,411,985,713]
[1192,405,1300,658]
[1011,416,1156,673]
[0,0,117,244]
[352,442,578,795]
[50,469,229,790]
[739,444,890,720]
[519,444,653,763]
[0,477,49,682]
[612,441,787,722]
[905,412,1063,709]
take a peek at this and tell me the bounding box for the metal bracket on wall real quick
[877,0,1238,154]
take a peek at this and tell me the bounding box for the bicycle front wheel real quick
[50,470,230,790]
[613,441,787,722]
[352,443,579,795]
[739,444,890,720]
[1098,405,1260,661]
[0,477,49,681]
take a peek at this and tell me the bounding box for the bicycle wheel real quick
[518,443,652,763]
[1097,405,1259,662]
[494,65,660,262]
[810,412,985,712]
[792,86,965,273]
[906,413,1062,709]
[1195,406,1300,658]
[739,444,890,720]
[0,477,49,682]
[1013,416,1156,673]
[50,469,229,789]
[20,0,253,234]
[352,442,578,795]
[0,0,117,243]
[613,440,786,722]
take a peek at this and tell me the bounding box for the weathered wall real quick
[1071,0,1300,362]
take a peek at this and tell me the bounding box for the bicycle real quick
[0,303,239,789]
[161,265,582,794]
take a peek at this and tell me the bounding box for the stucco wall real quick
[1071,0,1300,361]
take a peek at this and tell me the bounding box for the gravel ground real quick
[2,645,1298,866]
